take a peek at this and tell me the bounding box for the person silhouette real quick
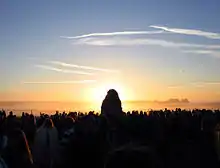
[33,118,59,168]
[101,89,125,148]
[101,89,122,118]
[2,129,33,168]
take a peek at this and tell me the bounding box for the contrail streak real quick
[150,25,220,39]
[35,65,94,75]
[23,80,96,84]
[50,61,119,73]
[60,30,163,39]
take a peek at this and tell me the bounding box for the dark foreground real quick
[0,109,220,168]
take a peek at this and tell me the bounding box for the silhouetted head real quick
[65,117,75,129]
[9,111,13,116]
[106,89,120,100]
[43,118,54,128]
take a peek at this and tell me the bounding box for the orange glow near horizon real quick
[88,82,130,103]
[84,81,136,111]
[1,79,220,103]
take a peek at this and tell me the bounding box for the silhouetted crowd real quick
[1,89,220,168]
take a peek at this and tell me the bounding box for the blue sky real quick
[0,0,220,102]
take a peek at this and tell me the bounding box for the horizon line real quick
[1,100,220,103]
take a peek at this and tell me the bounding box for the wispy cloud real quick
[167,85,183,89]
[150,25,220,39]
[50,61,119,73]
[167,81,220,89]
[74,37,220,49]
[189,81,220,88]
[191,82,220,86]
[183,50,215,54]
[60,30,163,39]
[35,65,94,75]
[168,81,220,88]
[23,80,96,84]
[64,27,220,59]
[182,50,220,58]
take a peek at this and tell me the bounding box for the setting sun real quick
[89,82,128,103]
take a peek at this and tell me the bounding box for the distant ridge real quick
[125,99,190,104]
[155,98,190,104]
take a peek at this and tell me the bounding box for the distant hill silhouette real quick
[125,99,190,104]
[154,98,190,104]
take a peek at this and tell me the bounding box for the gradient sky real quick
[1,0,220,102]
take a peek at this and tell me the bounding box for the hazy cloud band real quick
[73,37,220,49]
[182,50,220,58]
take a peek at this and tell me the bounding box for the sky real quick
[0,0,220,103]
